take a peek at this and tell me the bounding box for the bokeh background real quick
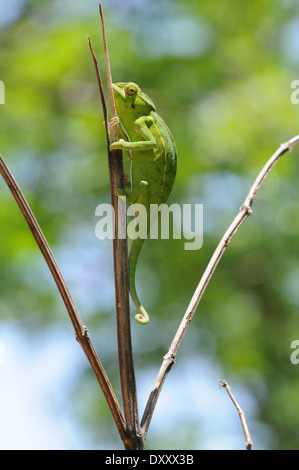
[1,0,299,450]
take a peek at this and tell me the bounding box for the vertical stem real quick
[91,4,142,448]
[99,3,117,135]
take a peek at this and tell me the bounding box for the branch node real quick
[75,324,90,345]
[240,202,253,215]
[82,324,89,337]
[163,351,176,364]
[219,379,228,390]
[281,141,294,153]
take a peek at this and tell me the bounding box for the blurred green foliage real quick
[1,0,299,450]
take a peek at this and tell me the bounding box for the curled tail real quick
[129,237,149,325]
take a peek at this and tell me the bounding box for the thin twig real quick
[141,135,299,440]
[0,154,127,443]
[219,379,253,450]
[89,4,142,449]
[99,2,118,135]
[87,35,110,150]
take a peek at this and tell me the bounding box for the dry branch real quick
[88,3,142,449]
[219,379,253,450]
[0,154,127,444]
[141,135,299,440]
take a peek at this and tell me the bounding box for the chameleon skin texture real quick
[110,82,177,324]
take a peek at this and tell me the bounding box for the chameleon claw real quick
[135,306,149,325]
[111,116,119,123]
[110,116,120,127]
[104,116,120,133]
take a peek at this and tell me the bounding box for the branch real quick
[88,3,142,449]
[141,135,299,439]
[0,154,127,443]
[99,3,118,135]
[219,379,253,450]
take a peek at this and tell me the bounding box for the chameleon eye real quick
[124,83,139,96]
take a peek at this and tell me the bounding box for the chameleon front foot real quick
[106,116,120,133]
[135,306,149,325]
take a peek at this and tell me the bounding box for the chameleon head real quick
[112,82,156,118]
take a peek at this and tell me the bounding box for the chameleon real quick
[110,82,177,325]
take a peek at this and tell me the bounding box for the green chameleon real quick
[110,82,177,325]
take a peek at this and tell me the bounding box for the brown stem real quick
[89,7,142,448]
[0,154,127,444]
[99,2,118,133]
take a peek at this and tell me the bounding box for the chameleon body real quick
[110,82,177,325]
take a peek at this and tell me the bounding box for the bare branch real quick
[89,4,142,449]
[141,135,299,440]
[0,154,127,443]
[219,379,253,450]
[99,2,118,134]
[87,35,110,150]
